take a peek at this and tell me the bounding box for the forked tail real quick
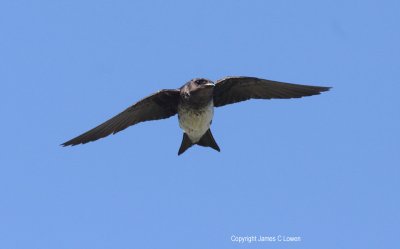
[178,129,220,155]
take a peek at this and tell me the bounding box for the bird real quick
[62,76,331,155]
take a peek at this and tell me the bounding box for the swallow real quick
[62,76,331,155]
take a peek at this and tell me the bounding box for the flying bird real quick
[62,76,330,155]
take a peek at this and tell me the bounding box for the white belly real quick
[178,101,214,143]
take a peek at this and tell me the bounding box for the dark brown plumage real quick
[213,76,331,107]
[62,89,179,146]
[62,76,331,153]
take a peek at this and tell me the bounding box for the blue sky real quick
[1,0,399,248]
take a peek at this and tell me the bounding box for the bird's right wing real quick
[62,89,180,146]
[213,76,331,107]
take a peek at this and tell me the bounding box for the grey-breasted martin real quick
[62,76,331,155]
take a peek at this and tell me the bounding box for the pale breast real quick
[178,101,214,143]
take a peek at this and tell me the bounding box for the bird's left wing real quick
[213,76,331,107]
[62,89,180,146]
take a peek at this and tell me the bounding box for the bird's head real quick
[192,78,215,88]
[181,78,215,105]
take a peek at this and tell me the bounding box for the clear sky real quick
[1,0,399,248]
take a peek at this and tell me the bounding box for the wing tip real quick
[60,141,78,147]
[61,137,90,147]
[319,86,332,92]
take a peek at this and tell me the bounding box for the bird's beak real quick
[203,82,214,88]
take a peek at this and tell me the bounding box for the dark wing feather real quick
[213,76,331,107]
[62,89,180,146]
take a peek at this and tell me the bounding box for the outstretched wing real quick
[213,76,331,107]
[62,89,180,146]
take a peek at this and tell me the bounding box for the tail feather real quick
[197,129,220,152]
[178,133,194,155]
[178,129,221,155]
